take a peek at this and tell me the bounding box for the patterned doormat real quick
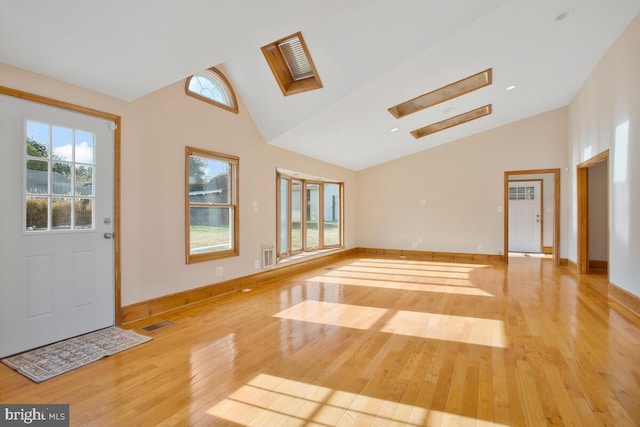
[1,327,152,383]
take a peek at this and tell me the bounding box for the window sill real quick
[277,248,343,265]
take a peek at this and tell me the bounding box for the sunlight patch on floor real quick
[275,300,387,330]
[380,310,507,348]
[354,258,489,269]
[274,301,506,348]
[306,274,494,297]
[334,265,472,279]
[322,269,478,286]
[350,261,481,274]
[206,373,510,426]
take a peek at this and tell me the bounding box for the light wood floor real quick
[2,255,640,426]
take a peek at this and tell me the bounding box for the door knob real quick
[104,232,114,239]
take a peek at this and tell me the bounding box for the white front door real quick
[508,181,542,253]
[0,95,115,358]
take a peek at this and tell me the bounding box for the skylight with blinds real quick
[262,31,322,96]
[278,36,314,81]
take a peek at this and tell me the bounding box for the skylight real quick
[262,32,323,96]
[410,105,492,139]
[388,69,492,119]
[278,36,313,80]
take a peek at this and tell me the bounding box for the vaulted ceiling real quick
[2,0,638,170]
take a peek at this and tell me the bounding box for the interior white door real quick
[508,181,542,253]
[0,94,115,358]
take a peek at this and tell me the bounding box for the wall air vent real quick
[141,320,174,332]
[389,69,492,119]
[411,105,492,139]
[262,244,275,268]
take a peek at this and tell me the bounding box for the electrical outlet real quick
[477,244,484,252]
[254,260,260,269]
[215,267,223,277]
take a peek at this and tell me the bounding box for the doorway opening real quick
[577,150,609,275]
[504,169,560,267]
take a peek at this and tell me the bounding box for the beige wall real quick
[588,162,608,261]
[122,77,358,304]
[356,108,569,257]
[1,62,358,305]
[568,13,640,294]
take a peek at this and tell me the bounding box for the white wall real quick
[568,13,640,294]
[0,62,358,306]
[356,108,569,257]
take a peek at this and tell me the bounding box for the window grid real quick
[509,186,535,200]
[185,67,239,114]
[25,120,95,232]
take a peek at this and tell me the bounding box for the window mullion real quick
[319,184,324,248]
[287,177,292,256]
[47,159,52,231]
[302,181,308,251]
[70,136,76,230]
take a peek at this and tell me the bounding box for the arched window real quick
[185,67,239,113]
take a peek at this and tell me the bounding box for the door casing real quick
[577,150,609,275]
[504,169,560,267]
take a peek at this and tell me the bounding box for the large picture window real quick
[277,171,343,259]
[185,147,239,263]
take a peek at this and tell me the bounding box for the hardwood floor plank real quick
[476,346,494,423]
[490,347,511,425]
